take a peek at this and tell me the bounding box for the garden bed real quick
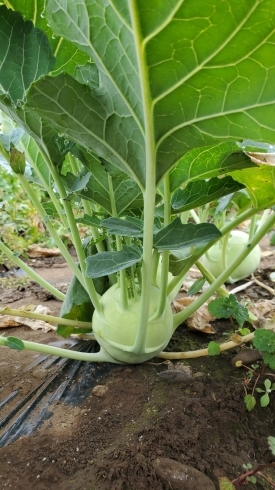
[0,248,275,490]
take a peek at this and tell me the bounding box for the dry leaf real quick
[248,299,275,318]
[173,297,216,333]
[246,151,275,166]
[27,245,61,258]
[0,305,55,332]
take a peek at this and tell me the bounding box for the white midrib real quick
[128,0,157,355]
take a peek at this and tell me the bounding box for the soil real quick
[0,243,275,490]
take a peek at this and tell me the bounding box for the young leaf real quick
[262,352,275,370]
[264,379,272,390]
[218,476,236,490]
[260,393,270,408]
[171,176,244,213]
[85,246,142,278]
[244,394,256,412]
[253,329,275,354]
[268,436,275,456]
[188,277,206,296]
[75,214,101,227]
[208,295,249,326]
[153,218,221,251]
[6,336,25,351]
[9,148,26,174]
[208,341,221,356]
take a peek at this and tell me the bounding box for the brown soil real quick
[0,245,275,490]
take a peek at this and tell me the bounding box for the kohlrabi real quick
[1,0,275,364]
[204,230,261,284]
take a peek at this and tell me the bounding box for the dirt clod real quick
[153,457,216,489]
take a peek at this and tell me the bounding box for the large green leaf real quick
[86,245,142,278]
[229,164,275,209]
[0,5,55,102]
[153,218,221,251]
[63,155,144,215]
[169,142,256,192]
[27,0,275,186]
[0,0,90,77]
[100,217,144,237]
[171,176,244,213]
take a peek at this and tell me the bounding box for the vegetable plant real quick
[1,0,275,364]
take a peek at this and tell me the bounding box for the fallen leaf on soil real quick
[0,304,55,332]
[27,245,61,258]
[248,298,275,318]
[261,250,275,258]
[92,385,109,397]
[173,297,216,333]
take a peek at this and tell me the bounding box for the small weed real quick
[219,437,275,489]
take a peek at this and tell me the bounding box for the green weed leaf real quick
[260,393,270,408]
[244,394,256,412]
[268,436,275,456]
[253,329,275,354]
[219,476,236,490]
[262,352,275,370]
[208,341,221,356]
[208,295,249,326]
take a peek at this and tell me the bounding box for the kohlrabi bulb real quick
[204,230,261,284]
[92,284,173,364]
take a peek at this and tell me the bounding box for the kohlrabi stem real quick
[180,211,190,224]
[167,206,261,298]
[195,260,257,322]
[0,239,65,300]
[173,210,275,329]
[257,209,271,231]
[16,173,87,289]
[151,248,160,287]
[190,209,200,224]
[249,214,257,241]
[167,256,197,298]
[49,165,102,312]
[154,176,170,317]
[0,336,121,363]
[21,140,68,229]
[195,260,228,298]
[157,323,275,360]
[68,153,105,253]
[221,232,230,271]
[108,174,128,310]
[221,206,261,235]
[0,307,92,328]
[130,0,156,355]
